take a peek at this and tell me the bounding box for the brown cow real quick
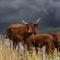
[7,23,27,49]
[25,34,54,54]
[47,32,60,53]
[55,32,60,52]
[6,19,41,49]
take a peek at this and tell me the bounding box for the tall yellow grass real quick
[0,35,60,60]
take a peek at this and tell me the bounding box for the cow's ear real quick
[34,24,38,27]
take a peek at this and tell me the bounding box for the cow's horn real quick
[22,19,27,24]
[35,18,42,24]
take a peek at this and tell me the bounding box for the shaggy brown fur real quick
[55,32,60,52]
[25,34,54,54]
[47,32,60,52]
[6,23,38,49]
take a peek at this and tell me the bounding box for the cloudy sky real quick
[0,0,60,27]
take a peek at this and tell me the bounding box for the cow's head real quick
[22,18,41,35]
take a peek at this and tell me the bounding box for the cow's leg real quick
[57,45,60,52]
[13,42,16,49]
[56,46,59,54]
[57,46,59,56]
[35,43,38,54]
[59,46,60,52]
[58,46,60,56]
[46,40,54,54]
[28,42,33,55]
[35,47,38,54]
[57,45,60,56]
[46,40,54,59]
[13,40,17,50]
[52,43,55,53]
[27,43,29,50]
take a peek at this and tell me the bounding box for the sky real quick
[0,0,60,27]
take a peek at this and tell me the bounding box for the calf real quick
[25,34,54,54]
[48,32,60,53]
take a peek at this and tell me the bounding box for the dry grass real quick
[0,35,60,60]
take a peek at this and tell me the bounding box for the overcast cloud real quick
[0,0,60,27]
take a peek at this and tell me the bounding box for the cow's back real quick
[7,23,27,40]
[56,32,60,45]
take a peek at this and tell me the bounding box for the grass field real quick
[0,35,60,60]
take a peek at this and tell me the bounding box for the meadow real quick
[0,34,60,60]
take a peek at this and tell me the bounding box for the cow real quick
[6,19,41,49]
[7,23,27,49]
[25,33,54,54]
[55,32,60,52]
[47,32,60,53]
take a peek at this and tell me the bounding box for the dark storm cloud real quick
[0,0,49,22]
[53,0,60,1]
[0,0,60,27]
